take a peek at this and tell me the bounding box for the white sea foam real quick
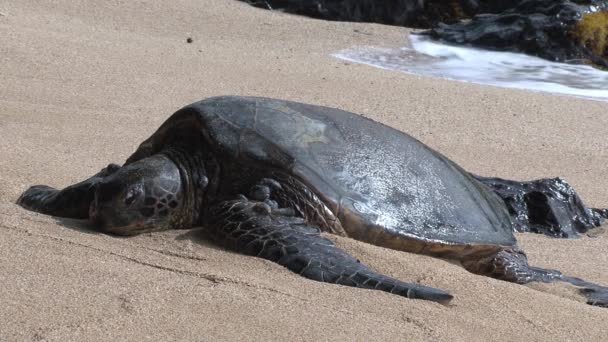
[333,35,608,101]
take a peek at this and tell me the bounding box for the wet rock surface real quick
[243,0,469,28]
[428,0,608,68]
[474,175,608,238]
[242,0,608,67]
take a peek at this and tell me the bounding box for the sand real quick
[1,1,607,341]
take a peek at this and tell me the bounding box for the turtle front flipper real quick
[17,164,121,219]
[207,196,453,304]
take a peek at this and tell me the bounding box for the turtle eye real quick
[124,189,139,206]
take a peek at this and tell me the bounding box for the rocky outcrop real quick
[242,0,608,68]
[243,0,473,28]
[474,175,607,238]
[429,1,608,68]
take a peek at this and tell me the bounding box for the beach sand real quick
[1,1,607,340]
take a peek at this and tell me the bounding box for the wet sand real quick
[1,1,607,341]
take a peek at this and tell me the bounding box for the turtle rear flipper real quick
[208,197,453,304]
[463,247,608,307]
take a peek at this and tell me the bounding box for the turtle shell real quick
[127,96,516,249]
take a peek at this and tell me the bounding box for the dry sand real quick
[1,1,607,341]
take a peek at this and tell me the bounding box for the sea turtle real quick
[17,96,608,306]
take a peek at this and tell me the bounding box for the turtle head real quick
[89,155,186,235]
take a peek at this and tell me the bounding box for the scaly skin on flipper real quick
[463,247,608,307]
[208,196,453,304]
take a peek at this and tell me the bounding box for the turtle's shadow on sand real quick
[53,217,102,235]
[49,215,608,308]
[53,216,226,251]
[174,226,226,251]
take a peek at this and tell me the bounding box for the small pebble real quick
[186,37,193,43]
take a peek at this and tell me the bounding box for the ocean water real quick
[333,35,608,102]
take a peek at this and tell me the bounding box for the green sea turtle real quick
[17,96,608,306]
